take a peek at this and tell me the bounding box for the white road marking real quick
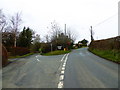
[63,64,65,67]
[61,54,67,62]
[37,59,40,62]
[58,81,63,88]
[59,75,64,81]
[58,53,69,88]
[62,67,65,70]
[64,53,69,62]
[61,71,64,74]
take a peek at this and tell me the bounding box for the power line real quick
[93,13,118,28]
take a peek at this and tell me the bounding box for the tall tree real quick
[80,39,88,46]
[10,12,22,47]
[67,29,76,43]
[45,35,50,43]
[31,34,41,52]
[33,34,40,44]
[17,27,33,48]
[50,20,62,41]
[47,21,76,50]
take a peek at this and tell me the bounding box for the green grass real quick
[9,53,34,59]
[88,48,120,63]
[42,50,71,56]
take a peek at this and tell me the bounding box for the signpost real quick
[57,46,62,50]
[51,43,52,52]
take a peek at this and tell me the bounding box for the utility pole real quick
[90,26,94,41]
[51,43,53,52]
[65,24,66,35]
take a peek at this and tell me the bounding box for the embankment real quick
[89,36,120,63]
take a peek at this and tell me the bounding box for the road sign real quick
[57,46,62,50]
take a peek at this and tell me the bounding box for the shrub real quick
[41,43,51,53]
[89,36,120,51]
[30,42,41,53]
[10,47,30,56]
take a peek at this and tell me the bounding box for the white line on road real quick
[61,71,64,74]
[58,81,63,88]
[63,64,65,67]
[63,62,66,65]
[64,53,69,62]
[37,59,40,62]
[62,67,65,70]
[61,54,67,62]
[58,53,69,88]
[59,75,64,81]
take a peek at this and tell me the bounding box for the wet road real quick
[64,48,118,88]
[2,48,118,88]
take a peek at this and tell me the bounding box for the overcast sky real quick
[0,0,119,43]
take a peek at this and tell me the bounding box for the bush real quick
[30,42,41,53]
[88,36,120,63]
[89,36,120,51]
[10,47,30,56]
[41,43,51,53]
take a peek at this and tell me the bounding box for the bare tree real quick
[67,28,76,43]
[0,9,7,32]
[45,34,50,43]
[50,20,62,41]
[33,34,41,44]
[10,12,22,47]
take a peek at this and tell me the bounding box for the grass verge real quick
[88,48,120,64]
[9,53,34,59]
[42,50,71,56]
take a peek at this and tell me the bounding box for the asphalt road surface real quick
[64,48,118,88]
[2,48,118,88]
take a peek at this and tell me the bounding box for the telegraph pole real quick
[51,43,53,52]
[65,24,66,35]
[90,26,94,41]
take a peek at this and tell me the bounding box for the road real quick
[2,48,118,88]
[64,48,118,88]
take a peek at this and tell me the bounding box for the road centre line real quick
[63,63,66,66]
[61,71,64,74]
[59,75,64,81]
[37,59,40,62]
[61,54,67,62]
[63,64,65,67]
[58,81,63,88]
[58,53,69,88]
[62,67,65,70]
[65,53,69,61]
[58,54,67,71]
